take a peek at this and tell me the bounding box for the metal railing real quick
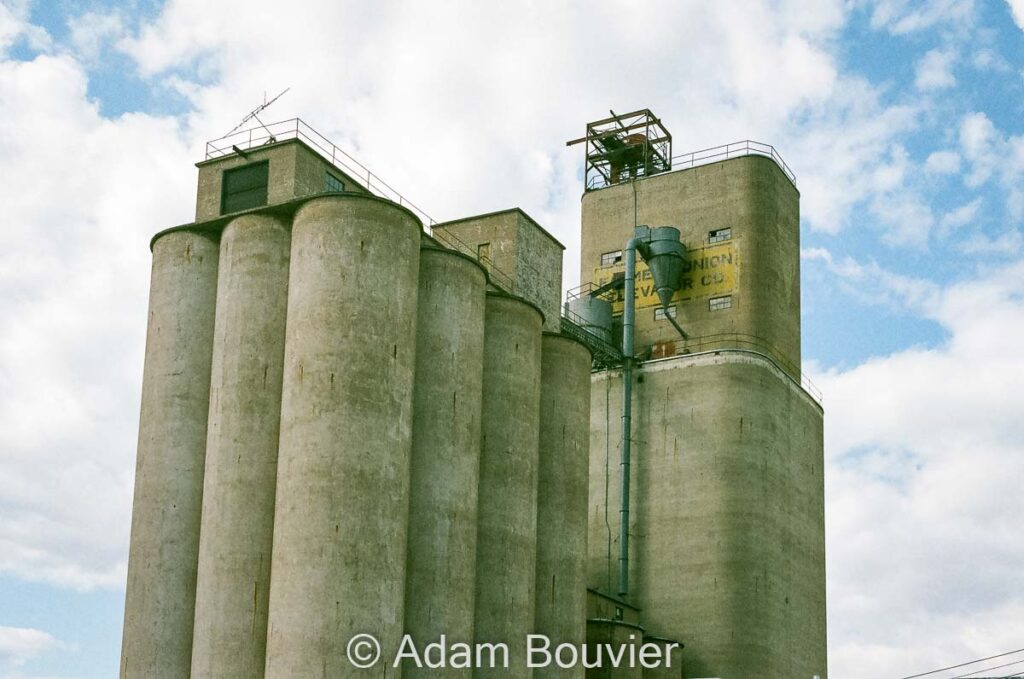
[586,139,796,190]
[205,118,438,227]
[671,140,796,185]
[657,332,821,403]
[204,118,539,299]
[559,306,623,368]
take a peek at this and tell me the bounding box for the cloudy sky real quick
[1,0,1023,677]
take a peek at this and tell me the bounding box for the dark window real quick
[709,227,732,244]
[601,250,623,266]
[221,161,269,214]
[325,173,345,192]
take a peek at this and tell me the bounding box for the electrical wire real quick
[953,658,1024,678]
[900,647,1024,679]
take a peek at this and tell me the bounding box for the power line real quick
[900,648,1024,679]
[953,658,1024,678]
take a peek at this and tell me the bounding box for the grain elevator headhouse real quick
[569,110,827,679]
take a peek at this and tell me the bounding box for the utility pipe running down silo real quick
[618,226,686,598]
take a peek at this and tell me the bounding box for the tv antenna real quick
[225,88,290,141]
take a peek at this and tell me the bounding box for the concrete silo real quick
[534,333,592,679]
[403,246,488,678]
[189,214,291,679]
[473,292,544,679]
[120,230,219,679]
[263,195,421,678]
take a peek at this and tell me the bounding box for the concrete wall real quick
[535,334,592,679]
[264,195,421,677]
[588,353,826,679]
[404,247,487,678]
[474,292,543,679]
[190,214,290,679]
[195,140,368,221]
[434,209,564,332]
[120,230,219,679]
[579,156,801,375]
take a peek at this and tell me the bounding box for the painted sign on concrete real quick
[594,241,736,312]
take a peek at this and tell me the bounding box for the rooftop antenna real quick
[225,88,290,142]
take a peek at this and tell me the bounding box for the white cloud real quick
[870,0,978,34]
[0,627,60,668]
[0,53,194,589]
[960,111,999,186]
[971,47,1011,72]
[959,112,1024,219]
[939,196,982,232]
[0,1,49,56]
[1007,0,1024,31]
[804,248,942,312]
[959,228,1023,255]
[924,149,961,174]
[811,260,1024,678]
[915,48,957,90]
[66,11,124,63]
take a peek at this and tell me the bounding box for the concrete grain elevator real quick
[567,110,826,679]
[119,112,826,679]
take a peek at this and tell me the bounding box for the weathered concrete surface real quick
[588,353,826,679]
[579,155,801,375]
[264,195,421,677]
[434,209,563,332]
[195,139,369,221]
[473,292,543,679]
[535,333,592,679]
[190,214,291,679]
[584,621,644,679]
[404,247,487,678]
[120,230,219,679]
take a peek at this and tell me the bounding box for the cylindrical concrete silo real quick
[403,247,487,678]
[264,195,421,678]
[190,214,291,679]
[120,230,219,679]
[473,292,543,679]
[534,333,591,679]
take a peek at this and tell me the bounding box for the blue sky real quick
[1,1,1024,677]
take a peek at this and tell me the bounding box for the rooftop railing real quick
[586,139,796,190]
[205,118,438,227]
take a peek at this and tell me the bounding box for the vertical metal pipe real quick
[618,238,639,598]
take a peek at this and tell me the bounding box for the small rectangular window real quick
[325,173,345,192]
[709,228,732,244]
[709,295,732,311]
[654,306,677,320]
[601,250,623,266]
[221,161,269,214]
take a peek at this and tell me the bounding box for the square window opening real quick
[601,250,623,266]
[654,306,678,321]
[709,227,732,244]
[709,295,732,311]
[221,161,269,215]
[325,173,345,192]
